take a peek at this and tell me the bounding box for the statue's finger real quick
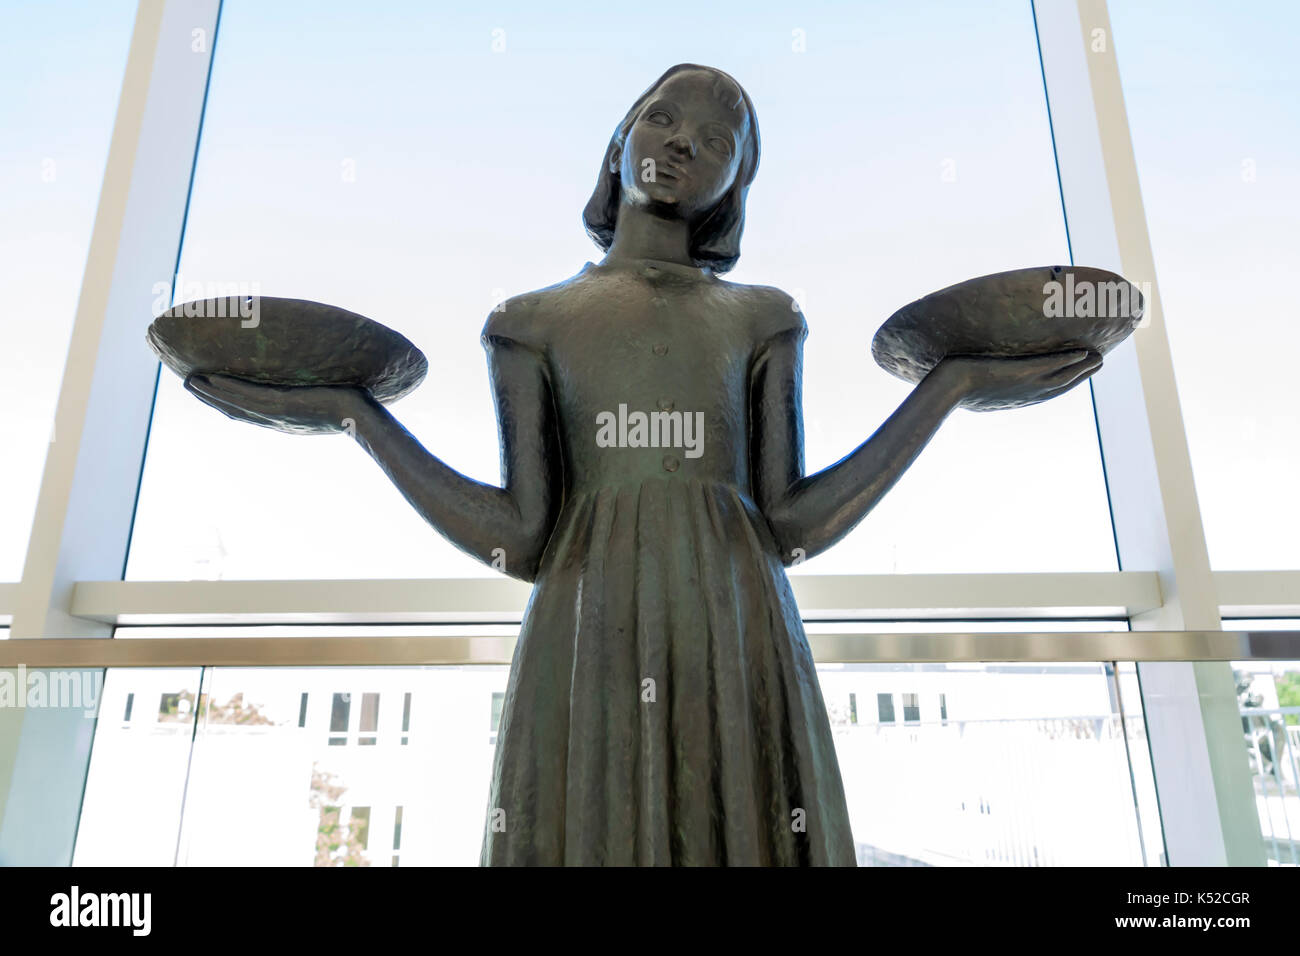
[184,373,221,400]
[1045,358,1100,388]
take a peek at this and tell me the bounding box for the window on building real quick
[902,693,921,725]
[349,807,371,851]
[878,693,896,725]
[328,692,350,746]
[358,693,379,746]
[391,805,403,868]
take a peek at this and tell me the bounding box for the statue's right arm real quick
[346,328,562,582]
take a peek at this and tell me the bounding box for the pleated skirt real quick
[480,477,856,866]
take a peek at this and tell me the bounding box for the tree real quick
[308,763,370,867]
[1275,671,1300,728]
[203,691,276,726]
[156,689,277,726]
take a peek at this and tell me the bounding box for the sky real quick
[0,0,1295,582]
[1108,0,1300,570]
[123,0,1116,580]
[0,1,136,579]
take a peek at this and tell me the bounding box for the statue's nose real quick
[665,133,695,160]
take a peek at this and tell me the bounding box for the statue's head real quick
[583,64,761,275]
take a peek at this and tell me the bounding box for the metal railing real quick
[1240,706,1300,866]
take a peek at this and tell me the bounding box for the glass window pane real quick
[329,692,350,734]
[347,807,371,852]
[73,668,204,866]
[826,660,1156,866]
[490,691,505,733]
[76,620,1157,866]
[73,654,1161,866]
[901,692,921,724]
[1224,622,1300,867]
[1111,1,1300,570]
[877,693,896,724]
[127,0,1115,581]
[359,692,379,733]
[172,665,509,866]
[0,3,135,579]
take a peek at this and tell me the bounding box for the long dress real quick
[479,258,857,866]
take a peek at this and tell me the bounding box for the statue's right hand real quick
[184,372,370,435]
[931,349,1102,410]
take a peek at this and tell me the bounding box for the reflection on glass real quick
[127,0,1114,581]
[1111,1,1300,569]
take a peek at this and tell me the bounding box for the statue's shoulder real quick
[480,266,590,349]
[716,279,808,344]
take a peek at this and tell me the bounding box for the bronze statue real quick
[166,64,1116,866]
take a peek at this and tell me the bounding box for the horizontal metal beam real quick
[1,630,1297,668]
[5,571,1293,629]
[71,577,534,625]
[65,572,1163,626]
[0,584,13,625]
[1215,571,1300,619]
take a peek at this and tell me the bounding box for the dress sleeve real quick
[477,300,562,580]
[749,291,809,559]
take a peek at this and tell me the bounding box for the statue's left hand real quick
[184,372,371,435]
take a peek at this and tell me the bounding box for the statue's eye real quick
[707,136,732,155]
[646,109,672,126]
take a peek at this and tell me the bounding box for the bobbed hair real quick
[582,63,761,275]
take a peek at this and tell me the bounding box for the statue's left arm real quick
[748,290,1100,565]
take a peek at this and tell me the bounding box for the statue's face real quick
[615,70,748,224]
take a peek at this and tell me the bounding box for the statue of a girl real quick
[186,64,1102,866]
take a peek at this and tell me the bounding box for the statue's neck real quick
[604,202,694,268]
